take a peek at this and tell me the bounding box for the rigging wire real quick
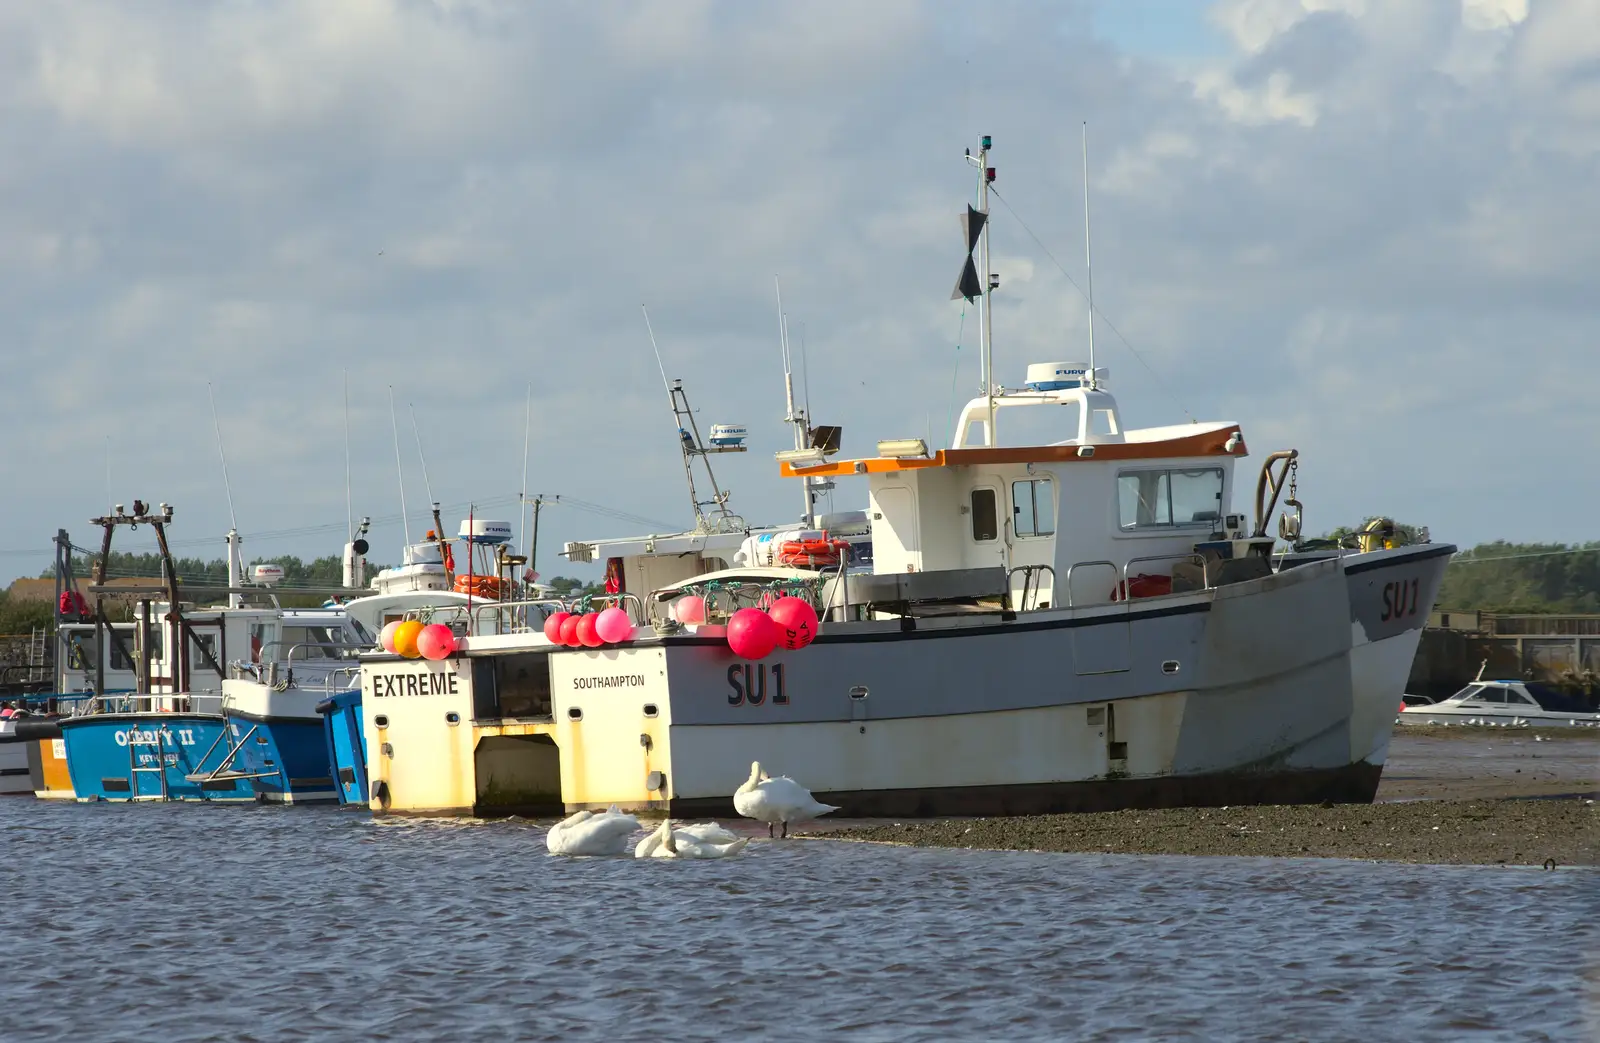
[987,184,1196,423]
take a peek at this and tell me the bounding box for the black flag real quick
[951,204,988,302]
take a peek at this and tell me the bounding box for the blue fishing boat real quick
[57,505,374,803]
[317,688,367,805]
[219,603,371,804]
[59,693,259,802]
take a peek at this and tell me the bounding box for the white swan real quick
[733,761,839,838]
[635,818,749,859]
[546,806,640,856]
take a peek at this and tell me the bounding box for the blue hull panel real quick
[223,713,339,804]
[317,689,368,807]
[60,714,256,802]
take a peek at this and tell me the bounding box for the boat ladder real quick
[27,626,48,683]
[183,722,279,787]
[127,729,170,801]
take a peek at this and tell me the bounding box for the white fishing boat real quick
[1399,678,1600,728]
[355,136,1455,817]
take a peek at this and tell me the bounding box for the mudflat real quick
[804,731,1598,866]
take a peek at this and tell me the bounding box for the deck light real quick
[775,447,827,467]
[877,438,929,459]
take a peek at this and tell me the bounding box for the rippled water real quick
[1,800,1594,1042]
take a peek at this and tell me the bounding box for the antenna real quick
[388,386,411,545]
[519,382,532,561]
[799,321,812,422]
[207,382,244,608]
[343,370,353,543]
[206,382,238,531]
[104,436,112,514]
[1082,122,1097,389]
[642,305,686,441]
[408,403,436,505]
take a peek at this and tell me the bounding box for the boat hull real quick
[219,679,346,803]
[59,713,257,802]
[1399,708,1600,728]
[0,720,32,796]
[363,545,1452,817]
[222,711,340,803]
[317,689,368,807]
[16,718,74,799]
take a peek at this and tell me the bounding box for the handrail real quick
[1121,553,1208,598]
[1064,560,1117,607]
[76,691,228,716]
[1007,564,1056,611]
[257,637,366,664]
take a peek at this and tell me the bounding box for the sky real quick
[1,0,1595,587]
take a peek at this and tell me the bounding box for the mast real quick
[1082,122,1098,390]
[775,277,813,526]
[978,135,996,443]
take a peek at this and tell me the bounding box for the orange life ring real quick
[777,538,840,568]
[453,575,505,598]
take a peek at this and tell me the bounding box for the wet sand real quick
[804,731,1599,866]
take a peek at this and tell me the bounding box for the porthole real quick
[568,707,583,721]
[643,704,659,718]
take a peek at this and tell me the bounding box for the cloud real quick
[1,0,1596,585]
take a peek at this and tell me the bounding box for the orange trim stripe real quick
[779,427,1245,478]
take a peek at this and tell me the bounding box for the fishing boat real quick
[0,713,34,795]
[356,138,1454,817]
[1399,677,1600,728]
[314,526,477,806]
[55,505,377,802]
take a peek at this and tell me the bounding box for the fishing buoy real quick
[673,595,707,625]
[417,623,456,661]
[595,607,632,644]
[379,620,402,653]
[768,596,819,650]
[559,615,582,647]
[577,612,603,648]
[393,620,424,659]
[543,611,571,643]
[727,608,779,661]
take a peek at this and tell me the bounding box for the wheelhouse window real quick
[1118,467,1224,531]
[970,489,998,542]
[1012,479,1056,537]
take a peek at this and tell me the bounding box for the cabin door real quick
[965,482,1006,572]
[871,485,921,573]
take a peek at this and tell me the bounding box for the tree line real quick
[3,553,605,636]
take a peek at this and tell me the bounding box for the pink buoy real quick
[727,607,779,661]
[768,596,819,650]
[417,623,457,661]
[673,595,706,625]
[543,611,571,643]
[379,620,402,653]
[595,607,632,644]
[577,612,603,648]
[559,615,582,647]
